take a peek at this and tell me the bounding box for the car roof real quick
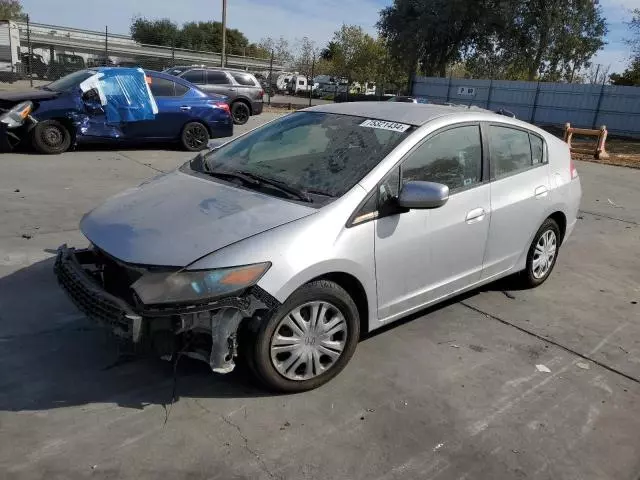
[303,102,470,126]
[304,102,524,128]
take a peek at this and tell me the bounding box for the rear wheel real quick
[180,122,209,151]
[251,280,360,392]
[521,218,560,287]
[231,101,250,125]
[32,120,71,154]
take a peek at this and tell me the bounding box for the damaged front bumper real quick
[54,245,279,373]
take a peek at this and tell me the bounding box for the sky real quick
[20,0,638,74]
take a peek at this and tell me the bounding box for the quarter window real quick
[174,82,189,96]
[489,126,542,178]
[530,134,545,164]
[402,125,483,192]
[207,70,231,85]
[231,72,257,86]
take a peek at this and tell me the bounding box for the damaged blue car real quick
[0,67,233,154]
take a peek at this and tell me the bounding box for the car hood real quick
[80,170,316,267]
[0,89,60,102]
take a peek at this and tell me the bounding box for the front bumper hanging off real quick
[54,245,279,372]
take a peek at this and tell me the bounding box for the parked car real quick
[163,66,263,125]
[54,103,581,392]
[19,52,48,79]
[0,68,232,154]
[46,54,85,80]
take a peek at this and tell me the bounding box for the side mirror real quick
[398,181,449,209]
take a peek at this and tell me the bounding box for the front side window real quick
[205,112,412,198]
[182,69,205,84]
[402,125,483,192]
[207,70,231,85]
[490,126,534,178]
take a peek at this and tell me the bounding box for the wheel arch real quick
[231,97,252,114]
[548,211,567,245]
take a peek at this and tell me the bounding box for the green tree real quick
[610,59,640,86]
[329,25,381,85]
[378,0,499,81]
[131,17,268,57]
[467,0,606,81]
[0,0,27,21]
[258,36,293,65]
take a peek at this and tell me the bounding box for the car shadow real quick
[0,254,521,412]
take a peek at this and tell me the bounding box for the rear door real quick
[125,74,194,139]
[481,124,551,279]
[202,69,236,99]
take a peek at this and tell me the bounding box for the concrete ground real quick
[0,114,639,480]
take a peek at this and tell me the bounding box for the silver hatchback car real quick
[55,103,581,392]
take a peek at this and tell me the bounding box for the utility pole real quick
[220,0,227,68]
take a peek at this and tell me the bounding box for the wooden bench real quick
[563,123,609,159]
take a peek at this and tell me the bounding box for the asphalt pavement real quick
[1,114,639,480]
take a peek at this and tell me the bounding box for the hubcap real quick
[270,301,347,381]
[42,126,63,147]
[185,125,207,149]
[532,229,557,279]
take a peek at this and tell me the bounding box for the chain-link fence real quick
[0,18,279,91]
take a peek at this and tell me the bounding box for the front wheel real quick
[251,280,360,392]
[32,120,72,154]
[180,122,209,151]
[521,218,560,287]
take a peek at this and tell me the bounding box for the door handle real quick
[227,87,237,92]
[466,208,486,224]
[535,186,549,198]
[180,106,191,111]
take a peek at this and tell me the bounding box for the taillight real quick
[211,101,230,114]
[570,158,578,179]
[258,89,264,99]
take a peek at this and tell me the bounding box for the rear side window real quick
[182,69,204,84]
[207,70,231,85]
[148,77,175,97]
[489,126,534,179]
[231,72,257,86]
[174,82,189,96]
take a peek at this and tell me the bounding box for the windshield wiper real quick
[206,169,312,203]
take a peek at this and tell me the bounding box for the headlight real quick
[0,101,33,128]
[131,262,271,305]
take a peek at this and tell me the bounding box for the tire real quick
[251,280,360,393]
[180,122,210,151]
[32,120,71,154]
[521,218,561,288]
[231,101,250,125]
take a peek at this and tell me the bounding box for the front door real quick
[374,124,491,322]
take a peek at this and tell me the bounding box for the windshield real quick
[204,112,413,198]
[47,70,96,92]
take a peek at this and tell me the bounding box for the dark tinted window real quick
[231,72,257,86]
[174,82,189,96]
[182,69,204,84]
[490,126,533,178]
[530,134,545,164]
[148,76,175,97]
[207,70,231,85]
[402,125,483,192]
[298,80,304,86]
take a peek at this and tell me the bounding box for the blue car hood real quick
[80,170,315,266]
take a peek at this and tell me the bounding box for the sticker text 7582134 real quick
[359,119,411,133]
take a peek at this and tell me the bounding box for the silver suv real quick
[55,103,581,392]
[164,66,264,125]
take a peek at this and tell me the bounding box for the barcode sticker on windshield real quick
[360,119,411,133]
